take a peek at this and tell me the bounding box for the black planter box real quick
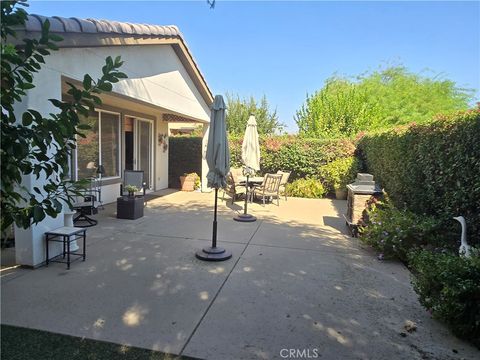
[117,196,144,220]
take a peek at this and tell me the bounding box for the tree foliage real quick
[225,93,284,135]
[1,0,127,230]
[295,66,473,138]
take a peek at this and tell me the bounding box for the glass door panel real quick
[135,119,153,189]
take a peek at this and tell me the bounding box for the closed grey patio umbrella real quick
[234,115,260,222]
[195,95,232,261]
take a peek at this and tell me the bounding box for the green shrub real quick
[409,249,480,347]
[286,178,325,199]
[318,156,360,193]
[169,135,356,193]
[229,135,355,180]
[359,200,445,262]
[358,109,480,247]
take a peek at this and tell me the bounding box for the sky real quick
[27,0,480,132]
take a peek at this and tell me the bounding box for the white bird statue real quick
[453,216,472,258]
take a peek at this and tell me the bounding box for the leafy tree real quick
[225,93,284,135]
[1,0,127,230]
[295,66,473,138]
[295,78,380,138]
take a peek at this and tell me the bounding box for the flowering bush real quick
[409,249,480,347]
[286,178,325,199]
[359,199,443,262]
[229,135,355,180]
[170,135,355,197]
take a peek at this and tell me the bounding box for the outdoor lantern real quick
[344,173,382,237]
[96,164,105,177]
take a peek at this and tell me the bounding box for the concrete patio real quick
[1,190,478,360]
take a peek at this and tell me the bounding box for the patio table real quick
[238,176,264,186]
[238,176,264,203]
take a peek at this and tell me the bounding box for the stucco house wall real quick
[12,15,214,267]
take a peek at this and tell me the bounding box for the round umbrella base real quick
[196,246,232,261]
[233,213,257,222]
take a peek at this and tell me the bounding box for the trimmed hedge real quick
[169,135,355,193]
[358,109,480,246]
[168,137,202,188]
[229,135,355,181]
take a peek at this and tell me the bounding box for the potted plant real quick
[194,175,201,191]
[334,185,348,200]
[180,172,200,191]
[125,184,139,197]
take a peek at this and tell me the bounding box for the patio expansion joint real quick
[247,241,366,257]
[178,219,264,357]
[120,230,249,245]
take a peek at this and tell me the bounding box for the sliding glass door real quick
[135,119,153,189]
[124,116,154,190]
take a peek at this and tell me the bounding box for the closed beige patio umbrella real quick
[234,115,260,222]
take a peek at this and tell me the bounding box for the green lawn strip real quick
[1,324,201,360]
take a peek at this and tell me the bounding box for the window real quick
[76,110,120,179]
[100,112,120,178]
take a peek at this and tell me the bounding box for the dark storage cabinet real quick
[117,196,144,220]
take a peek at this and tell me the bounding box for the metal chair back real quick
[121,170,147,196]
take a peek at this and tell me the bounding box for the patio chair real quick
[120,170,147,198]
[230,167,244,185]
[222,171,245,204]
[252,173,283,206]
[277,170,292,201]
[73,178,102,227]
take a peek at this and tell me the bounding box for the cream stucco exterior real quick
[13,38,212,267]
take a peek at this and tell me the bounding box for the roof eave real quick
[12,15,214,106]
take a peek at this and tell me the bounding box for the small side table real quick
[45,227,86,269]
[117,196,144,220]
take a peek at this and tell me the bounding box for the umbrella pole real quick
[233,172,257,222]
[212,188,218,248]
[195,186,232,261]
[244,174,249,215]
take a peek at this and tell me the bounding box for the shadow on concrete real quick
[2,190,478,360]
